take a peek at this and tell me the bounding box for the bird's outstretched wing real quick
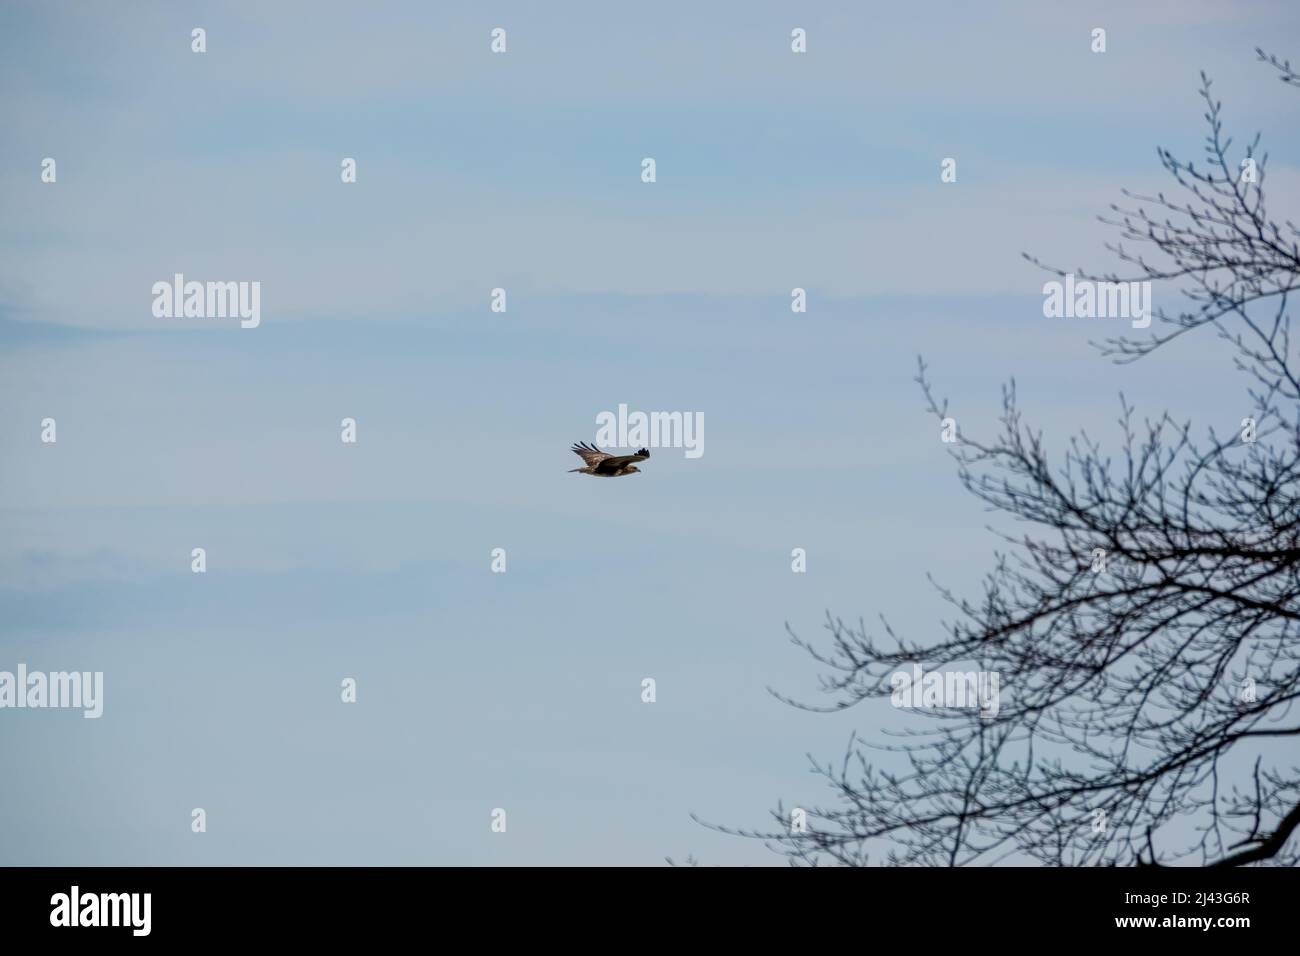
[598,448,650,470]
[571,441,614,468]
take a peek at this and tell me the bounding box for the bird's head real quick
[626,465,641,474]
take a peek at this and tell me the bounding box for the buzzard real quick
[569,441,650,477]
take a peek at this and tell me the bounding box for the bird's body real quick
[569,441,650,477]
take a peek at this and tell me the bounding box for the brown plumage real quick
[569,441,650,477]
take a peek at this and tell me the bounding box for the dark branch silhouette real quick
[708,50,1300,867]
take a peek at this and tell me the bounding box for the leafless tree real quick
[713,51,1300,867]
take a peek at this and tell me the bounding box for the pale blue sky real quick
[2,1,1299,864]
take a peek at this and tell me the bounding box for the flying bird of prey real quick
[569,441,650,477]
